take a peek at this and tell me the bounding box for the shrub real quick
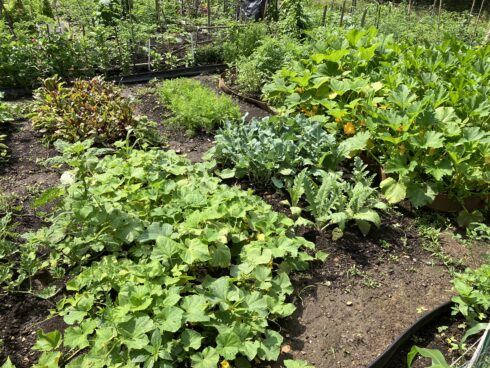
[30,76,160,145]
[222,23,268,64]
[213,115,338,186]
[264,28,490,209]
[193,43,224,65]
[236,36,304,96]
[156,78,241,135]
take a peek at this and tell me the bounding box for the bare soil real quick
[0,80,486,368]
[123,74,269,163]
[0,115,63,367]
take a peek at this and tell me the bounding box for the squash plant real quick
[3,141,324,368]
[264,27,490,209]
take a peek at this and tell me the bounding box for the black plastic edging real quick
[367,300,453,368]
[111,64,227,85]
[0,64,228,100]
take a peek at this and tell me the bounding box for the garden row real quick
[0,21,489,368]
[1,0,489,89]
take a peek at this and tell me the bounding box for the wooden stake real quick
[438,0,442,30]
[207,0,211,26]
[322,4,328,26]
[360,7,367,27]
[476,0,486,25]
[340,0,347,26]
[470,0,476,15]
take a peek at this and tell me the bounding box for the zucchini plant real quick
[264,27,490,210]
[2,140,324,368]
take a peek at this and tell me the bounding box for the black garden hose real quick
[367,300,453,368]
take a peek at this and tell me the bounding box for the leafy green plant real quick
[212,114,336,186]
[264,27,490,209]
[452,264,490,324]
[407,346,451,368]
[212,114,369,188]
[235,36,304,96]
[222,23,268,64]
[30,76,160,146]
[278,0,311,38]
[300,158,387,238]
[9,140,324,367]
[156,78,240,135]
[0,93,13,162]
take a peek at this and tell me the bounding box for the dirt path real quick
[0,115,62,367]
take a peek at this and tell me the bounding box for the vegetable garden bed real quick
[1,77,487,368]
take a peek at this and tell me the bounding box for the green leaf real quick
[217,168,236,179]
[181,329,203,352]
[210,245,231,268]
[407,346,450,368]
[353,209,381,228]
[216,331,242,360]
[460,323,488,345]
[191,347,219,368]
[33,330,62,352]
[284,360,315,368]
[315,251,329,262]
[155,306,183,332]
[35,286,58,300]
[63,319,97,349]
[139,222,173,242]
[182,295,210,323]
[33,187,65,208]
[257,330,283,361]
[118,316,154,350]
[406,183,437,208]
[332,227,344,241]
[355,220,372,237]
[241,340,260,360]
[1,358,15,368]
[418,131,445,149]
[182,239,210,264]
[33,352,61,368]
[337,131,370,158]
[380,178,406,204]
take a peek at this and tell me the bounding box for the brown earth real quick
[0,113,63,367]
[0,78,486,368]
[123,74,269,163]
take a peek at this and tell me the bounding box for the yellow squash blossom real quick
[343,122,356,135]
